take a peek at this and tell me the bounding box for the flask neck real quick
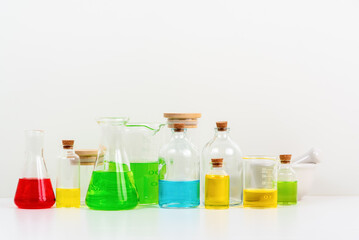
[171,129,187,139]
[25,130,44,156]
[215,128,230,139]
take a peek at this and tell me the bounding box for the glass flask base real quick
[243,189,277,208]
[56,188,80,208]
[159,180,200,208]
[14,178,55,209]
[205,205,229,209]
[86,170,138,210]
[277,181,297,205]
[130,162,159,205]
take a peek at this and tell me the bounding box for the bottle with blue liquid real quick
[158,123,200,208]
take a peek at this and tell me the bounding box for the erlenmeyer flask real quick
[85,117,139,210]
[14,130,55,209]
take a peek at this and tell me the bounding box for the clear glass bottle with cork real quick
[158,123,200,208]
[277,154,298,205]
[56,140,80,208]
[202,121,243,206]
[205,158,229,209]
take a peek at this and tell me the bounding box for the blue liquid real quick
[159,180,200,208]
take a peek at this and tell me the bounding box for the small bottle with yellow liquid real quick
[243,155,278,208]
[56,140,80,208]
[205,158,229,209]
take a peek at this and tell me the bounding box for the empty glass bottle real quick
[205,158,229,209]
[277,154,297,205]
[85,117,139,210]
[14,130,55,209]
[243,155,278,208]
[56,140,80,208]
[202,121,243,206]
[158,123,200,208]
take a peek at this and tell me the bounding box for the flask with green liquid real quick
[85,117,139,210]
[277,154,297,205]
[125,123,164,205]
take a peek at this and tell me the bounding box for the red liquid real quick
[14,178,55,209]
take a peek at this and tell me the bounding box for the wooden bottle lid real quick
[280,154,292,163]
[62,140,74,149]
[216,121,228,131]
[75,149,98,165]
[173,123,185,132]
[164,113,201,128]
[211,158,224,167]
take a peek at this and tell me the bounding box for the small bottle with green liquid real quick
[205,158,229,209]
[277,154,297,205]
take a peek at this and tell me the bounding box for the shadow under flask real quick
[56,140,80,208]
[158,123,200,208]
[202,121,243,206]
[14,130,55,209]
[277,154,297,205]
[205,158,229,209]
[85,117,139,210]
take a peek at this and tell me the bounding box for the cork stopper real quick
[216,121,228,131]
[280,154,292,164]
[211,158,224,168]
[62,140,74,149]
[173,123,185,132]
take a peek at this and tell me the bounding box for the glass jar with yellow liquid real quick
[205,158,229,209]
[56,140,80,208]
[243,155,278,208]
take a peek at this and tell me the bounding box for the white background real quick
[1,0,358,197]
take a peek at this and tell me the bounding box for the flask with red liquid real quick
[14,130,55,209]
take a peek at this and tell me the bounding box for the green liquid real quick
[86,167,139,210]
[130,162,159,205]
[277,181,297,205]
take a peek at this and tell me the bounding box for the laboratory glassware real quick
[163,113,201,147]
[277,154,297,205]
[85,117,139,210]
[205,158,229,209]
[243,155,278,208]
[56,140,80,208]
[158,123,200,208]
[75,149,97,205]
[125,122,164,205]
[202,121,243,206]
[14,130,55,209]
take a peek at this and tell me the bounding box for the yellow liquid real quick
[243,189,277,208]
[56,188,81,208]
[205,174,229,209]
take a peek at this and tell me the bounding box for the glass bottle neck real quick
[171,129,187,139]
[215,129,230,139]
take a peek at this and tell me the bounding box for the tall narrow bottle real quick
[56,140,80,208]
[86,117,139,210]
[277,154,297,205]
[158,123,200,208]
[205,158,229,209]
[14,130,55,209]
[202,121,243,206]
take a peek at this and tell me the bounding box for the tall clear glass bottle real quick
[56,140,80,208]
[205,158,229,209]
[158,123,200,208]
[202,121,243,206]
[85,117,139,210]
[277,154,297,205]
[14,130,55,209]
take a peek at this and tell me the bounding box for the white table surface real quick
[1,196,358,240]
